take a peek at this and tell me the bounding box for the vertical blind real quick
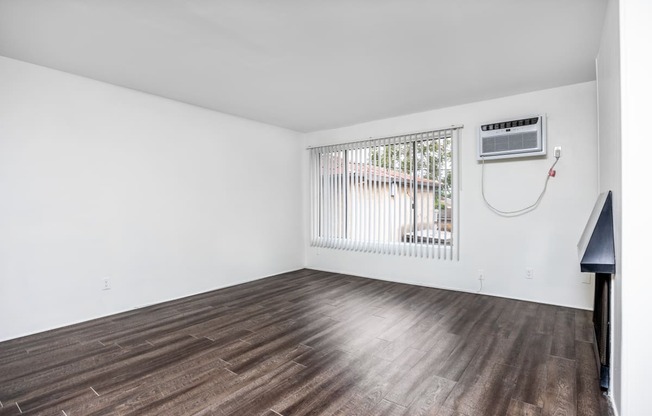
[309,126,461,260]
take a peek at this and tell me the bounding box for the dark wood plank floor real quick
[0,269,611,416]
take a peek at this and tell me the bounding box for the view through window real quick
[309,127,460,259]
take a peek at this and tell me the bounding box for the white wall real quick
[0,56,303,342]
[304,82,599,310]
[596,0,622,411]
[619,1,652,415]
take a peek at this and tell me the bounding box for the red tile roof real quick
[321,156,439,188]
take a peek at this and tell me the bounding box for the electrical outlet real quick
[102,278,111,291]
[582,274,592,284]
[525,268,534,279]
[478,269,485,281]
[554,146,562,158]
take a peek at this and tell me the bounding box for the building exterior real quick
[319,157,452,246]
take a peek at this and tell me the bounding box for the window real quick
[309,126,460,259]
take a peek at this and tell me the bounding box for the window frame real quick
[309,126,461,260]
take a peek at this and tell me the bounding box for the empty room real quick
[0,1,649,415]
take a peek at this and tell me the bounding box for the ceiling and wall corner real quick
[0,0,607,133]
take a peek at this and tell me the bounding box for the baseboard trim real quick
[305,266,593,311]
[0,267,305,343]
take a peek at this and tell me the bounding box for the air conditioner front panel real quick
[478,115,546,160]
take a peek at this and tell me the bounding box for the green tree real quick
[369,138,452,200]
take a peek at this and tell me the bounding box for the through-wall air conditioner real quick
[478,115,546,160]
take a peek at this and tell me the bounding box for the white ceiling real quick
[0,0,607,132]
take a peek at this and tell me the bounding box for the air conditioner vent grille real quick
[482,131,539,154]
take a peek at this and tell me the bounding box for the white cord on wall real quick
[481,155,560,217]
